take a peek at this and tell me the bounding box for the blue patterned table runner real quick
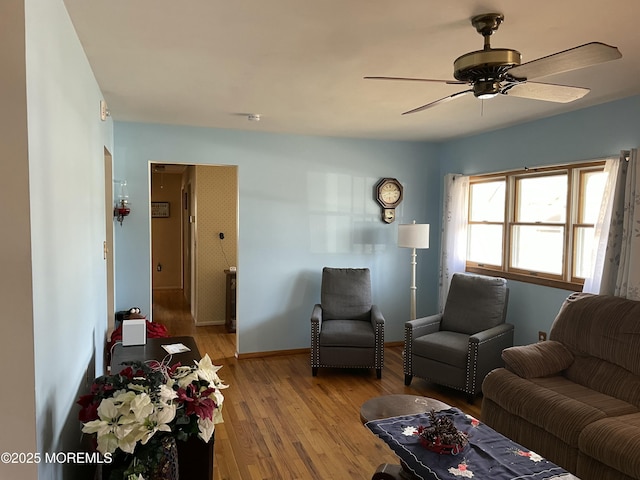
[365,408,579,480]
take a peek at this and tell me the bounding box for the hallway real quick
[152,288,236,362]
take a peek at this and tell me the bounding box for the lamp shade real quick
[398,223,430,249]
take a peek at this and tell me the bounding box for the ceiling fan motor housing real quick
[454,48,521,97]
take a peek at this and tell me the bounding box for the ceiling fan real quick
[365,13,622,115]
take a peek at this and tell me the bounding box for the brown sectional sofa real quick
[482,292,640,480]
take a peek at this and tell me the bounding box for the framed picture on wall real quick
[151,202,170,218]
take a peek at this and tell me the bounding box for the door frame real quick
[104,148,115,334]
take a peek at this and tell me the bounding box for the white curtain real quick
[438,174,469,311]
[583,149,640,300]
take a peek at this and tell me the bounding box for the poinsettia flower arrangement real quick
[77,354,227,478]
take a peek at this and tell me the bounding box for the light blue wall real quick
[438,95,640,345]
[115,96,640,353]
[24,0,114,478]
[114,123,441,353]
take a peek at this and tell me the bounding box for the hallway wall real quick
[193,165,238,325]
[151,172,183,288]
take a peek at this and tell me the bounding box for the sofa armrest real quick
[405,313,442,339]
[502,340,574,379]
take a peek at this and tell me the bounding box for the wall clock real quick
[375,178,403,223]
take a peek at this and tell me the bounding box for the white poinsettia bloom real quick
[209,377,229,391]
[112,391,137,412]
[211,388,225,406]
[96,432,120,455]
[82,398,137,454]
[195,354,224,383]
[139,403,177,445]
[129,393,154,422]
[157,403,177,424]
[116,427,142,454]
[212,405,224,425]
[197,417,215,443]
[158,384,178,403]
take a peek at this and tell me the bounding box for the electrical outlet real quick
[538,331,547,342]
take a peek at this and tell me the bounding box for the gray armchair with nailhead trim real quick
[404,273,512,403]
[311,267,384,379]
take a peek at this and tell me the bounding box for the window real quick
[466,162,606,289]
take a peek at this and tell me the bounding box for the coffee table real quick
[360,395,450,480]
[360,394,450,424]
[361,395,580,480]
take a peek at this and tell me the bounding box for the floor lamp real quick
[398,221,430,320]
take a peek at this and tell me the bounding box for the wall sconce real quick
[114,180,131,226]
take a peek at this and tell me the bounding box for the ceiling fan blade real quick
[502,81,590,103]
[509,42,622,81]
[402,90,474,115]
[364,76,466,85]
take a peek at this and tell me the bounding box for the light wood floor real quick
[152,289,482,480]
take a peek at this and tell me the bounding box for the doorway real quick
[150,164,238,336]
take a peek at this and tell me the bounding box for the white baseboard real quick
[195,320,225,327]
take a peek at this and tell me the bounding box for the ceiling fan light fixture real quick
[473,80,501,99]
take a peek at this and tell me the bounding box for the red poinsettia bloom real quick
[176,384,216,421]
[76,394,100,422]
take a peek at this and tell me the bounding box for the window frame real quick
[465,161,605,290]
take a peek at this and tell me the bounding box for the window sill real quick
[465,266,584,291]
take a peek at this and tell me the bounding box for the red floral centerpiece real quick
[416,410,468,455]
[77,354,227,480]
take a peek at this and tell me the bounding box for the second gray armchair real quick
[404,272,512,402]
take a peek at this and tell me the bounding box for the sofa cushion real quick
[579,413,640,479]
[502,341,574,378]
[319,319,374,348]
[550,293,640,376]
[483,368,636,446]
[412,331,469,369]
[530,376,638,418]
[565,355,640,409]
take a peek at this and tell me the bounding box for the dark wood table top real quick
[360,394,451,424]
[111,335,201,374]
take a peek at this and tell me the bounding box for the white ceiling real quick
[63,0,640,142]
